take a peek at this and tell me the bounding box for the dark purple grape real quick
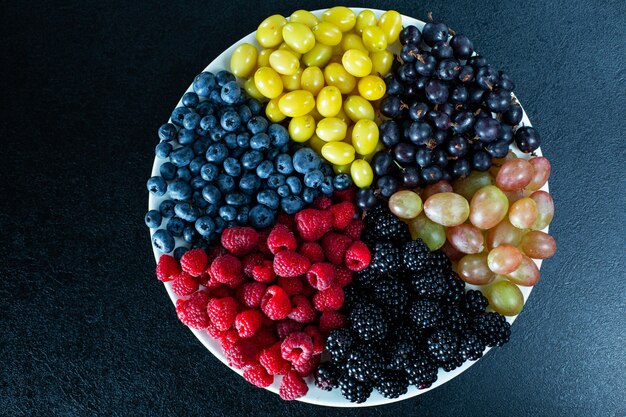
[372,151,394,176]
[467,86,485,106]
[514,126,541,153]
[385,75,404,96]
[408,102,430,121]
[485,89,512,112]
[503,104,523,125]
[467,55,488,69]
[415,147,433,167]
[421,165,443,183]
[401,166,421,188]
[457,65,475,83]
[402,83,422,100]
[377,175,398,197]
[414,53,437,76]
[474,116,501,143]
[485,139,510,158]
[471,150,491,171]
[428,111,451,130]
[476,66,499,90]
[431,42,454,60]
[415,76,429,91]
[450,158,471,178]
[400,43,420,62]
[446,135,469,157]
[439,103,455,116]
[451,85,468,103]
[450,34,474,59]
[400,25,422,45]
[398,63,418,82]
[356,188,378,210]
[496,71,515,91]
[425,79,449,104]
[394,143,417,164]
[498,123,514,144]
[437,59,461,81]
[408,121,433,145]
[422,20,449,46]
[380,96,403,118]
[452,111,475,134]
[432,148,448,167]
[380,120,401,147]
[432,130,448,146]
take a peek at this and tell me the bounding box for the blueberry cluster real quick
[147,70,349,256]
[315,205,511,403]
[357,20,541,205]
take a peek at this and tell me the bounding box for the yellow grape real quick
[256,15,287,48]
[343,95,375,122]
[341,32,367,52]
[316,117,347,142]
[278,43,302,59]
[509,197,538,229]
[377,10,402,43]
[369,50,393,75]
[362,26,387,52]
[469,185,509,229]
[281,68,303,91]
[350,159,373,188]
[289,10,318,28]
[342,49,373,77]
[355,10,377,34]
[302,43,333,67]
[324,63,357,94]
[316,86,343,118]
[321,142,355,165]
[321,6,356,32]
[230,43,258,78]
[388,190,423,219]
[268,50,300,76]
[300,67,325,95]
[487,244,523,274]
[423,192,470,226]
[254,67,283,99]
[265,95,286,122]
[244,78,264,100]
[257,49,274,68]
[334,108,351,126]
[484,280,524,316]
[520,231,556,259]
[343,124,354,145]
[307,105,324,122]
[351,119,379,155]
[312,21,342,46]
[408,213,446,250]
[278,90,315,118]
[308,134,326,153]
[282,22,315,54]
[357,75,386,100]
[288,115,316,142]
[334,163,352,174]
[457,253,495,285]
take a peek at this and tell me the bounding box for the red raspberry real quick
[276,320,303,339]
[306,262,336,290]
[236,282,267,308]
[156,254,180,282]
[261,286,291,320]
[287,295,317,323]
[313,286,344,312]
[293,354,320,377]
[226,339,258,369]
[221,226,259,256]
[313,195,333,210]
[242,253,265,277]
[235,310,263,338]
[256,229,272,255]
[209,285,232,299]
[334,187,356,202]
[298,242,325,263]
[259,343,290,375]
[206,322,226,340]
[330,201,356,230]
[343,218,365,241]
[281,332,313,366]
[252,327,277,348]
[303,325,325,355]
[180,248,209,277]
[277,276,303,296]
[226,273,246,289]
[252,260,276,283]
[279,370,308,400]
[219,329,241,352]
[334,265,353,288]
[243,364,274,387]
[175,291,209,330]
[207,245,228,263]
[344,240,371,271]
[319,310,346,334]
[321,232,352,265]
[267,224,298,254]
[295,208,333,241]
[273,250,311,278]
[207,297,238,331]
[171,272,199,297]
[202,269,221,289]
[300,281,316,298]
[210,254,243,285]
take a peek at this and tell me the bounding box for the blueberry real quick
[166,217,186,237]
[320,176,334,195]
[277,185,290,197]
[201,184,222,204]
[167,180,192,200]
[195,216,215,237]
[320,163,333,177]
[193,72,216,97]
[257,189,280,209]
[183,112,201,130]
[238,105,252,123]
[200,163,219,181]
[249,205,275,228]
[333,173,352,190]
[219,205,237,221]
[280,196,305,214]
[268,124,289,147]
[193,137,210,156]
[302,187,319,203]
[145,210,162,228]
[159,199,176,218]
[247,116,269,134]
[204,203,218,217]
[190,176,206,190]
[239,173,261,194]
[147,176,167,196]
[205,143,228,163]
[209,89,224,105]
[214,217,227,233]
[182,92,199,108]
[216,173,236,193]
[241,150,263,170]
[176,167,191,182]
[155,142,172,159]
[173,246,189,261]
[177,128,196,146]
[275,153,294,175]
[200,115,217,131]
[220,109,241,132]
[248,98,262,115]
[224,133,238,150]
[216,70,236,87]
[286,176,303,195]
[196,101,215,117]
[171,107,191,127]
[267,173,286,189]
[188,157,203,175]
[152,229,175,253]
[221,80,242,104]
[304,170,324,188]
[236,206,250,225]
[293,147,321,174]
[256,160,274,179]
[236,133,250,148]
[250,133,270,151]
[183,225,198,243]
[225,193,248,206]
[193,240,211,250]
[221,157,240,178]
[158,123,177,142]
[210,127,227,142]
[192,190,208,209]
[170,146,194,167]
[174,202,200,222]
[159,162,177,180]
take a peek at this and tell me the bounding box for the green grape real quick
[530,190,554,230]
[453,171,493,200]
[509,197,538,229]
[486,218,523,249]
[485,280,524,316]
[496,158,534,191]
[423,192,470,227]
[457,253,495,285]
[507,255,540,286]
[408,213,446,250]
[469,185,509,230]
[446,224,484,254]
[487,244,523,274]
[389,190,423,220]
[520,231,556,259]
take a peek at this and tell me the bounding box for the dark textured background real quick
[1,0,625,416]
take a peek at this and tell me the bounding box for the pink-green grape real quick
[509,197,538,229]
[457,253,495,285]
[453,171,493,201]
[408,213,446,250]
[424,192,470,226]
[520,230,556,259]
[530,190,554,230]
[484,280,524,316]
[469,185,509,229]
[489,150,517,177]
[421,180,453,200]
[486,218,524,249]
[503,189,524,204]
[507,254,540,286]
[495,158,534,191]
[388,190,423,219]
[526,156,551,191]
[446,224,485,254]
[487,244,523,274]
[441,240,464,262]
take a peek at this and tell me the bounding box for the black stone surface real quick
[1,1,625,416]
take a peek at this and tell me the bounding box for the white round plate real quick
[148,7,549,407]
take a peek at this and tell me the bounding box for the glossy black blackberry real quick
[341,284,363,312]
[441,271,465,305]
[326,328,355,364]
[409,269,448,300]
[402,239,431,272]
[388,336,419,370]
[362,204,411,244]
[460,290,489,314]
[375,370,409,399]
[314,362,341,391]
[472,312,511,347]
[441,355,464,372]
[457,330,486,361]
[339,374,373,403]
[405,351,439,388]
[441,305,469,333]
[349,303,389,342]
[429,250,452,274]
[427,328,459,363]
[368,243,402,274]
[372,277,409,317]
[409,299,444,329]
[354,268,384,289]
[345,344,384,382]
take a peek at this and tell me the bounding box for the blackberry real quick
[460,290,489,314]
[441,305,469,333]
[472,312,511,347]
[368,243,402,274]
[375,370,409,399]
[341,284,362,312]
[409,299,444,330]
[427,328,459,363]
[326,328,355,364]
[409,269,448,300]
[405,351,439,388]
[345,343,384,382]
[441,355,464,372]
[441,271,465,305]
[402,239,431,272]
[457,330,486,361]
[354,268,385,289]
[388,335,420,370]
[314,362,341,391]
[362,204,411,244]
[429,250,452,274]
[349,303,389,342]
[339,374,373,403]
[372,277,409,317]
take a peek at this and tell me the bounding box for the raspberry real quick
[219,329,241,351]
[207,245,228,263]
[226,339,258,369]
[261,285,291,320]
[321,233,352,265]
[180,248,209,277]
[252,327,277,348]
[295,208,333,242]
[210,254,243,285]
[243,364,274,388]
[334,265,353,288]
[306,262,336,290]
[276,320,303,339]
[236,282,267,308]
[156,254,180,282]
[273,250,311,278]
[256,229,272,255]
[303,325,325,355]
[252,260,276,283]
[281,332,314,366]
[221,226,259,256]
[207,297,238,331]
[197,271,212,287]
[330,201,356,230]
[259,343,291,375]
[277,276,303,296]
[242,253,265,277]
[313,286,344,312]
[209,285,232,299]
[202,269,221,289]
[343,219,365,241]
[279,370,308,400]
[267,224,297,254]
[293,354,320,377]
[171,272,199,297]
[334,187,356,202]
[313,195,333,210]
[175,291,210,330]
[298,242,325,263]
[319,310,346,334]
[344,240,371,271]
[235,309,263,338]
[288,295,317,323]
[276,211,296,229]
[206,322,226,340]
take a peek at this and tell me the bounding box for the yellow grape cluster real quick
[229,7,404,188]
